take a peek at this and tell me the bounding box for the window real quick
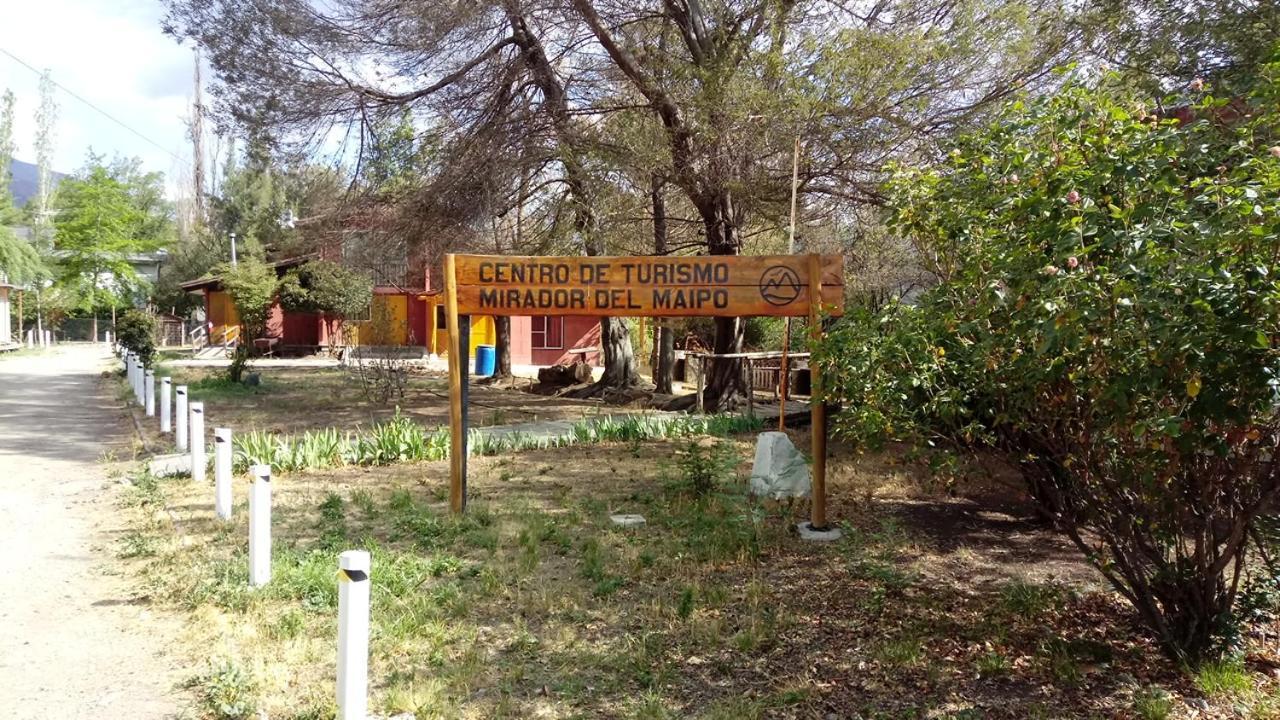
[435,304,447,329]
[531,316,564,350]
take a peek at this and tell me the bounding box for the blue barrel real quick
[474,345,496,377]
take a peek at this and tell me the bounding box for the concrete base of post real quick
[796,521,843,542]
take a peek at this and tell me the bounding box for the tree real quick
[52,156,172,340]
[1085,0,1280,94]
[818,70,1280,661]
[219,259,278,382]
[32,70,57,253]
[0,89,48,289]
[164,0,1079,406]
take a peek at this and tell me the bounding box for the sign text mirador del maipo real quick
[452,254,844,318]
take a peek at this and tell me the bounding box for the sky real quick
[0,0,196,194]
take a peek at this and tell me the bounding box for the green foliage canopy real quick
[277,260,372,319]
[817,70,1280,660]
[115,309,157,367]
[52,155,173,311]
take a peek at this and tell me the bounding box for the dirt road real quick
[0,345,180,719]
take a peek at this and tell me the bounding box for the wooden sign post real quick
[444,254,844,529]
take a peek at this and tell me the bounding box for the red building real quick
[182,252,602,367]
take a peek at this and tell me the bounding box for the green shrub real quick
[278,259,372,320]
[115,309,157,367]
[818,69,1280,661]
[187,659,258,720]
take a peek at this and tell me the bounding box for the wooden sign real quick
[452,254,844,317]
[443,252,845,525]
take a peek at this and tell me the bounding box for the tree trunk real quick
[698,191,746,411]
[507,8,639,392]
[495,315,512,378]
[652,176,674,394]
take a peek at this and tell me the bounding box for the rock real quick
[750,431,810,499]
[610,514,646,529]
[537,361,593,387]
[148,452,191,477]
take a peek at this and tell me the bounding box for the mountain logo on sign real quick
[759,266,802,306]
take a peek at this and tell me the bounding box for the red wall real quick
[529,316,602,366]
[283,310,320,345]
[509,316,532,365]
[407,296,429,347]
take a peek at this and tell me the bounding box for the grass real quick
[116,431,1274,718]
[229,412,763,475]
[1195,658,1254,698]
[1132,686,1175,720]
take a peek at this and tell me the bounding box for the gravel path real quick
[0,344,181,719]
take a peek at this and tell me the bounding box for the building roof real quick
[180,254,317,293]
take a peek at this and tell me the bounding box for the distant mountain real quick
[6,159,66,207]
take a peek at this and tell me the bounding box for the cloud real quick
[0,0,195,193]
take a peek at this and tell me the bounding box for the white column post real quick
[106,330,112,345]
[248,464,272,587]
[136,360,145,406]
[337,550,371,720]
[160,377,172,433]
[214,428,233,520]
[189,402,206,482]
[145,370,156,417]
[175,385,189,451]
[25,329,32,348]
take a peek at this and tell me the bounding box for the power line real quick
[0,45,190,168]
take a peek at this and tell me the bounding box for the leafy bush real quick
[277,259,372,319]
[187,659,258,720]
[817,71,1280,660]
[115,309,157,367]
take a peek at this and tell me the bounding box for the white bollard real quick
[214,428,233,520]
[175,385,189,451]
[25,329,33,348]
[249,464,273,587]
[160,377,172,433]
[190,402,206,483]
[336,550,371,720]
[105,330,112,345]
[145,370,156,417]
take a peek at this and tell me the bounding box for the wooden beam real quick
[445,254,465,514]
[453,254,845,288]
[808,253,828,530]
[454,283,843,318]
